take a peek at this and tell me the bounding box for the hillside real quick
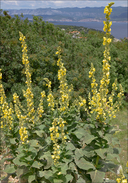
[0,11,128,107]
[4,7,128,22]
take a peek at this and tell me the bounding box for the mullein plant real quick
[87,3,126,182]
[0,32,48,182]
[13,32,35,144]
[0,70,14,131]
[0,32,45,145]
[44,46,86,165]
[0,30,86,182]
[88,2,124,123]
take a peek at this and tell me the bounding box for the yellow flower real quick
[56,133,59,138]
[109,21,112,26]
[122,179,127,183]
[107,38,112,44]
[116,178,121,183]
[104,7,109,14]
[113,115,116,118]
[57,172,61,175]
[108,28,111,32]
[103,37,106,45]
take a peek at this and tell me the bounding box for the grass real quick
[105,107,128,180]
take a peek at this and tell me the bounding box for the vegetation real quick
[0,9,128,107]
[0,3,128,183]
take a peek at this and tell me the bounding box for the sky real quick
[1,0,128,10]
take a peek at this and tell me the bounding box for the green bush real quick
[0,9,128,107]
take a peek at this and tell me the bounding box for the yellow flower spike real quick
[19,32,35,124]
[0,71,14,130]
[50,118,61,165]
[88,2,123,123]
[55,46,72,113]
[108,2,115,7]
[116,178,121,183]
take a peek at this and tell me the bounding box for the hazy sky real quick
[1,0,128,10]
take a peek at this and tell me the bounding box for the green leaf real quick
[65,150,73,156]
[38,124,45,130]
[16,167,26,177]
[60,163,68,175]
[4,164,16,174]
[39,151,53,169]
[25,156,32,161]
[75,157,95,170]
[113,147,121,154]
[31,161,43,169]
[82,149,95,158]
[88,170,105,183]
[20,162,28,166]
[77,177,86,183]
[74,128,85,139]
[53,179,63,183]
[82,133,95,144]
[68,162,77,171]
[112,137,120,145]
[28,175,36,183]
[103,134,112,143]
[94,149,107,159]
[34,130,44,137]
[66,142,75,151]
[97,131,103,137]
[46,136,51,144]
[75,148,84,160]
[10,138,16,144]
[13,157,22,166]
[16,153,26,159]
[29,139,39,147]
[28,146,37,153]
[38,170,53,179]
[107,153,120,162]
[65,174,73,182]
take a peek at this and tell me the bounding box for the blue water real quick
[49,21,128,39]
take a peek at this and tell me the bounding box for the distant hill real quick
[4,7,128,22]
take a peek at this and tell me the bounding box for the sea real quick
[49,21,128,40]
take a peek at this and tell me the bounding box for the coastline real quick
[44,19,128,23]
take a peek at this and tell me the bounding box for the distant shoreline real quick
[48,21,128,40]
[28,18,128,23]
[48,20,128,23]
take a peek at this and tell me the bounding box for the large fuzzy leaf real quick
[75,157,95,170]
[88,170,105,183]
[4,164,16,174]
[39,151,53,169]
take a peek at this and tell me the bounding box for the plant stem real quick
[96,155,99,168]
